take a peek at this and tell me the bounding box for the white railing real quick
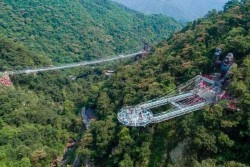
[1,51,144,75]
[117,75,219,127]
[141,92,194,109]
[152,102,207,123]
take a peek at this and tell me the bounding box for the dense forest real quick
[0,38,125,166]
[77,1,250,167]
[0,0,181,65]
[0,0,249,167]
[0,0,181,166]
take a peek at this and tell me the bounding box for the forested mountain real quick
[112,0,229,21]
[0,0,250,167]
[0,0,181,64]
[77,1,250,166]
[0,37,120,166]
[0,0,182,166]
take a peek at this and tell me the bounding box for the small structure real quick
[104,70,115,77]
[143,42,150,52]
[0,74,13,87]
[68,75,76,80]
[64,138,76,153]
[134,51,149,61]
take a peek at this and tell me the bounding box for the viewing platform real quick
[118,106,153,127]
[118,75,223,127]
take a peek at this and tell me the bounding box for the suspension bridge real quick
[0,50,146,87]
[117,75,226,127]
[0,51,144,76]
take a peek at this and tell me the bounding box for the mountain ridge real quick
[112,0,229,21]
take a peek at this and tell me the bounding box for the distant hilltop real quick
[112,0,229,21]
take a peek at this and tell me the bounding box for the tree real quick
[118,154,133,167]
[19,157,32,167]
[224,0,240,11]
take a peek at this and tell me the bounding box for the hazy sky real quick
[112,0,229,21]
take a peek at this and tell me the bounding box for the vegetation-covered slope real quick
[0,0,181,63]
[79,1,250,166]
[1,0,249,167]
[0,0,183,166]
[0,37,115,166]
[0,36,52,71]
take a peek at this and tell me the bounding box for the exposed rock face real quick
[169,140,188,164]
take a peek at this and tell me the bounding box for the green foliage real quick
[80,1,250,166]
[0,36,51,71]
[193,159,248,167]
[1,0,250,166]
[0,0,182,167]
[0,29,114,166]
[0,0,181,63]
[0,88,75,166]
[118,153,134,167]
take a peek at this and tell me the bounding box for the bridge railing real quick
[141,92,194,109]
[1,50,143,75]
[152,102,207,123]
